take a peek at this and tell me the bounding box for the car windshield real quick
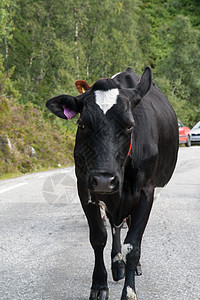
[178,121,184,127]
[192,121,200,129]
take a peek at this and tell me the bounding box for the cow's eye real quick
[77,119,85,129]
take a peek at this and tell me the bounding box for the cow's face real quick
[46,67,152,194]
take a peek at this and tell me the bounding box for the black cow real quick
[46,67,179,300]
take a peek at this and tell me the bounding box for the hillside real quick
[0,96,76,178]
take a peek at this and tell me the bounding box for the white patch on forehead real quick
[111,72,122,79]
[122,243,133,263]
[95,89,119,114]
[127,286,137,300]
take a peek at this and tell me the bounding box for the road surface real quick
[0,147,200,300]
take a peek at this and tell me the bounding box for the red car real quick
[178,120,191,147]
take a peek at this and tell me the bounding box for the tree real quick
[156,15,200,125]
[6,0,144,106]
[0,0,15,66]
[0,0,19,99]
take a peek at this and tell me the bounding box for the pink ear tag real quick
[62,105,76,119]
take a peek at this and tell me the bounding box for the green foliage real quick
[0,1,19,99]
[0,96,76,177]
[0,55,20,99]
[155,15,200,126]
[137,0,200,126]
[1,0,199,122]
[0,0,15,42]
[1,0,144,105]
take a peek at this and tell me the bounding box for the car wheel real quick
[185,135,191,147]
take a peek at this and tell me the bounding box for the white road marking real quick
[95,89,119,114]
[0,182,28,194]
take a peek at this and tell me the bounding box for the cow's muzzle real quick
[88,172,119,194]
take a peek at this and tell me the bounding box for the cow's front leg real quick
[82,199,109,300]
[106,211,125,282]
[121,186,154,300]
[110,226,125,282]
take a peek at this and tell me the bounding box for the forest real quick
[0,0,200,177]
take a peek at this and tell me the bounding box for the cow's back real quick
[131,83,179,188]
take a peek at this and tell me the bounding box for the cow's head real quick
[46,67,152,194]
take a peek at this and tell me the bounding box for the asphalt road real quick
[0,147,200,300]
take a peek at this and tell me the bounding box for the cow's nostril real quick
[109,176,118,189]
[89,174,119,193]
[93,176,98,187]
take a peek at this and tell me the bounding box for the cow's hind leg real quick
[135,261,142,276]
[121,186,154,300]
[82,201,109,300]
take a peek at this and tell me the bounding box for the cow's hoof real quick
[121,297,137,300]
[111,260,125,281]
[135,262,142,276]
[121,286,137,300]
[89,288,109,300]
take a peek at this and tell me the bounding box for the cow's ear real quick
[46,95,79,120]
[128,67,152,108]
[75,80,90,94]
[136,67,152,98]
